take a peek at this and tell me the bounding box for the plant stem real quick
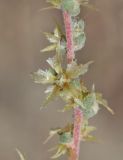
[63,11,83,160]
[63,11,74,64]
[73,107,83,160]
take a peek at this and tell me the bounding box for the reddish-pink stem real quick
[63,11,83,160]
[73,108,83,159]
[63,11,75,64]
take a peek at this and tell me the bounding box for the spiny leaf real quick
[39,6,56,11]
[47,55,62,74]
[82,4,99,12]
[51,144,67,159]
[79,0,89,5]
[66,61,93,79]
[81,125,96,141]
[41,44,57,52]
[54,26,61,38]
[42,25,66,54]
[80,0,99,11]
[43,25,63,43]
[96,93,114,115]
[47,0,62,9]
[31,69,56,84]
[44,129,61,144]
[82,125,96,134]
[16,149,26,160]
[43,85,60,106]
[43,32,58,43]
[58,104,74,112]
[82,135,96,142]
[48,146,58,152]
[55,23,65,38]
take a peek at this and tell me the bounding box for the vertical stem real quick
[73,107,83,159]
[63,11,74,64]
[63,11,83,160]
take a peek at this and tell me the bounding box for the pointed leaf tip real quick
[41,44,57,52]
[16,149,26,160]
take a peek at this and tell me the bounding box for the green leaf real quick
[62,0,80,16]
[82,92,100,118]
[74,33,86,51]
[72,19,85,37]
[41,44,57,52]
[59,132,72,144]
[16,149,26,160]
[74,85,114,118]
[72,19,86,51]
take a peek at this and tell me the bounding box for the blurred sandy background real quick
[0,0,123,160]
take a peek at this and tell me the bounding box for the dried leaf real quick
[44,129,61,144]
[44,32,58,43]
[66,61,93,79]
[32,69,56,84]
[54,26,61,38]
[82,3,99,12]
[79,0,89,6]
[96,93,114,115]
[81,125,96,141]
[47,55,62,74]
[51,144,67,159]
[42,25,66,54]
[82,135,96,142]
[47,0,62,9]
[43,85,60,106]
[59,104,74,112]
